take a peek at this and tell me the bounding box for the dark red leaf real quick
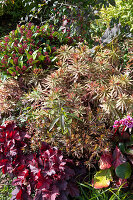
[115,178,128,188]
[113,146,126,168]
[67,182,79,197]
[0,159,8,168]
[16,188,22,200]
[99,152,113,170]
[51,185,59,200]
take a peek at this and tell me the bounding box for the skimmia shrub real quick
[0,121,79,200]
[0,23,81,79]
[92,115,133,189]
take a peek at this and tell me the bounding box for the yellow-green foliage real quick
[98,0,133,31]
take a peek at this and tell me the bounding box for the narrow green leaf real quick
[60,114,65,130]
[49,117,60,131]
[25,50,32,60]
[32,50,39,60]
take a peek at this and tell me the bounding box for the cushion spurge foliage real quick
[0,78,22,114]
[0,122,79,200]
[14,40,132,164]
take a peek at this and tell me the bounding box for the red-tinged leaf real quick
[0,159,8,168]
[36,171,51,190]
[40,142,49,152]
[36,178,51,190]
[2,166,6,174]
[127,155,133,164]
[29,164,39,175]
[12,178,23,186]
[115,178,128,188]
[33,190,42,200]
[27,184,32,195]
[113,146,126,169]
[121,132,130,140]
[7,130,21,141]
[92,169,112,189]
[16,188,22,200]
[0,137,5,143]
[38,157,43,166]
[0,126,6,129]
[15,165,25,174]
[10,146,17,156]
[99,152,112,170]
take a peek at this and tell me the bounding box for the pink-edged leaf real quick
[38,156,44,166]
[12,178,23,186]
[27,184,32,195]
[99,152,112,170]
[10,146,17,156]
[29,164,39,175]
[113,146,126,169]
[47,169,56,176]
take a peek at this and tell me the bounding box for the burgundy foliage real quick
[0,122,79,200]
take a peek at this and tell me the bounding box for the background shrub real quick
[98,0,133,32]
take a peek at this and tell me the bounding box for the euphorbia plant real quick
[92,115,133,189]
[0,121,79,199]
